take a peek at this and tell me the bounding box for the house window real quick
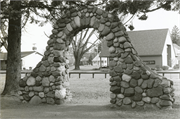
[143,60,155,65]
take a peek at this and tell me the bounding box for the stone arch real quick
[19,5,175,109]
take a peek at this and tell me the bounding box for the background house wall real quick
[161,31,177,67]
[22,52,43,70]
[140,56,162,68]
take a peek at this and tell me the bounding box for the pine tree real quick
[171,25,180,45]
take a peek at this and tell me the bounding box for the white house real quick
[0,51,43,70]
[100,29,178,68]
[92,53,107,67]
[21,51,43,70]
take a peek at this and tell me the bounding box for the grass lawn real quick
[0,68,180,119]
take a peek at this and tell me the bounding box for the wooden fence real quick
[1,70,180,78]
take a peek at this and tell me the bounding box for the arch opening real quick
[19,5,175,109]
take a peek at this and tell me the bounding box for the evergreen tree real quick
[171,25,180,45]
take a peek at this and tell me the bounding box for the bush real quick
[162,66,169,70]
[155,65,163,71]
[173,64,179,69]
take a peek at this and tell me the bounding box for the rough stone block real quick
[101,26,111,36]
[117,94,124,99]
[74,16,81,27]
[33,86,43,92]
[133,92,142,101]
[110,86,121,94]
[114,66,123,73]
[130,78,138,87]
[123,97,132,105]
[151,97,159,103]
[46,98,55,104]
[26,76,36,86]
[118,37,126,43]
[135,86,143,93]
[124,88,135,97]
[147,79,155,88]
[147,86,163,97]
[142,97,151,103]
[29,96,42,105]
[122,74,131,82]
[120,81,129,88]
[105,32,115,41]
[132,71,141,80]
[42,77,50,87]
[159,100,173,107]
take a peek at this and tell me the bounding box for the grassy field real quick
[0,69,180,119]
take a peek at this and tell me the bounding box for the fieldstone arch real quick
[19,5,175,109]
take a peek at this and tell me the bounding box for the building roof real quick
[100,28,169,57]
[0,51,43,60]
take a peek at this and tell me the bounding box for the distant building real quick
[0,51,43,70]
[99,29,177,68]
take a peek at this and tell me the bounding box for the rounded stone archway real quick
[19,5,175,109]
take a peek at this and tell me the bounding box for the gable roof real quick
[0,51,43,60]
[100,28,169,57]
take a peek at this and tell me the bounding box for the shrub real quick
[162,66,169,70]
[155,65,163,71]
[173,64,179,69]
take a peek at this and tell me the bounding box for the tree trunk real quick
[2,1,22,95]
[74,55,81,70]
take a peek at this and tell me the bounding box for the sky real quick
[2,8,179,54]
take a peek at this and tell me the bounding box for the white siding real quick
[162,31,177,67]
[22,52,43,70]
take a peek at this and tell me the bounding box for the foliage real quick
[162,65,169,70]
[171,25,180,46]
[105,0,180,30]
[173,64,179,69]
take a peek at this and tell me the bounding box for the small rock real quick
[132,71,141,80]
[137,101,144,106]
[117,94,124,99]
[133,92,142,101]
[122,74,131,82]
[130,78,138,87]
[163,87,172,94]
[29,96,42,105]
[142,97,151,103]
[141,80,148,89]
[47,91,55,98]
[124,88,134,97]
[147,86,163,97]
[132,101,136,108]
[33,86,43,92]
[159,100,173,107]
[49,75,56,82]
[110,93,116,99]
[151,97,159,103]
[138,79,143,86]
[120,81,130,88]
[123,97,132,105]
[135,86,143,93]
[110,86,121,94]
[46,98,55,104]
[26,76,36,86]
[42,77,50,87]
[124,57,133,64]
[55,89,66,99]
[116,98,123,106]
[39,92,45,98]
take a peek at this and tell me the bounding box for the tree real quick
[72,28,99,70]
[0,0,52,95]
[1,1,22,95]
[171,25,180,45]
